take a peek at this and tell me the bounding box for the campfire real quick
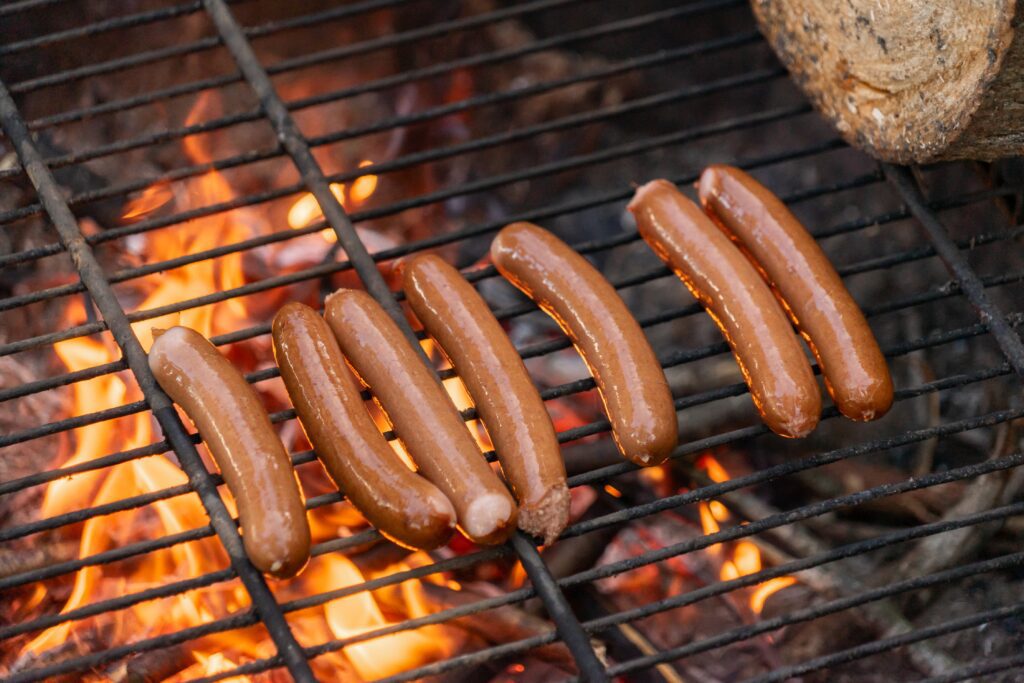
[2,1,1024,682]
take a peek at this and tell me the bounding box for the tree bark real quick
[751,0,1024,162]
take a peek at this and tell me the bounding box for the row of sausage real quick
[146,164,892,578]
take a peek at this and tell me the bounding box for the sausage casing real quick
[490,222,678,466]
[272,302,456,550]
[148,326,311,578]
[698,165,893,421]
[324,289,518,545]
[629,180,821,438]
[402,254,569,545]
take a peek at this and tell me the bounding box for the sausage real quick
[698,164,893,421]
[148,326,310,578]
[490,222,678,466]
[324,289,518,545]
[402,255,569,545]
[272,302,456,550]
[628,180,821,438]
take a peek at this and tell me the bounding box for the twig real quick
[107,645,193,683]
[885,420,1024,612]
[8,624,110,681]
[0,541,77,580]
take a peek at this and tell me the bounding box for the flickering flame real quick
[121,180,174,220]
[19,94,444,681]
[286,159,378,244]
[422,338,494,453]
[287,183,345,242]
[313,555,444,680]
[749,577,798,613]
[698,501,722,556]
[696,455,796,614]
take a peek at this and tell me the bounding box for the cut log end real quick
[752,0,1022,163]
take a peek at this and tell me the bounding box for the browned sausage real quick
[490,222,678,466]
[628,180,821,438]
[402,254,569,545]
[698,165,893,421]
[272,302,456,550]
[324,289,518,545]
[148,326,310,578]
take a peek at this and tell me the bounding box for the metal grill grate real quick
[1,0,1024,681]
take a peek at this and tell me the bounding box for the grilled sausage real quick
[402,255,569,545]
[628,180,821,438]
[272,302,456,550]
[324,289,518,545]
[148,326,310,578]
[698,165,893,421]
[490,222,678,466]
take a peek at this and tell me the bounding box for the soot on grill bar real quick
[2,1,1024,682]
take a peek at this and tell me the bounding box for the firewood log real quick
[751,0,1024,162]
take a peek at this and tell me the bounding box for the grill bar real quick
[2,0,587,160]
[922,654,1024,683]
[0,0,69,17]
[884,163,1024,376]
[0,13,762,231]
[0,1,207,57]
[2,34,768,236]
[0,524,215,591]
[747,603,1024,683]
[3,0,423,96]
[606,534,1024,677]
[0,64,786,270]
[16,0,416,130]
[203,0,607,676]
[0,77,317,683]
[511,533,610,682]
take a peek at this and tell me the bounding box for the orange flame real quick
[696,455,797,614]
[286,159,378,245]
[20,93,444,681]
[422,338,494,453]
[121,180,174,221]
[749,576,798,613]
[311,555,444,680]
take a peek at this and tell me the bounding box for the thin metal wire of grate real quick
[1,0,1024,682]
